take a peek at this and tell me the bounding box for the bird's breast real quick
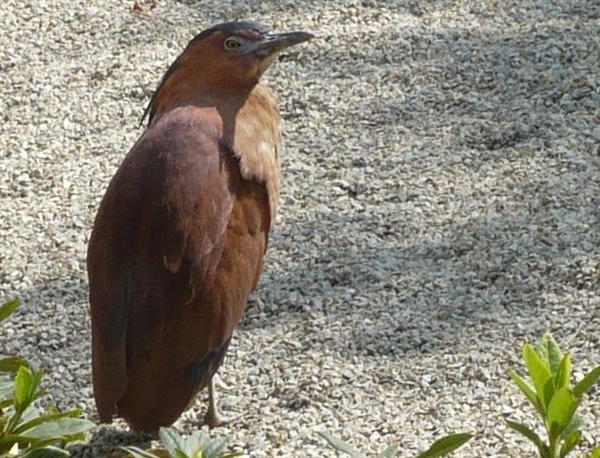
[229,84,282,224]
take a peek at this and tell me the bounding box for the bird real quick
[87,21,313,433]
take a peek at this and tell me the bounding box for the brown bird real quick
[87,21,313,433]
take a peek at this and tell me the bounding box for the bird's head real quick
[196,22,313,87]
[143,22,313,124]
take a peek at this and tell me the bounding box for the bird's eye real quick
[224,37,243,52]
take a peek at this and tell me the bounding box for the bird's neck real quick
[148,81,282,227]
[227,83,282,228]
[147,80,251,123]
[147,76,281,154]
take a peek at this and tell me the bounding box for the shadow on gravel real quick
[309,5,600,148]
[236,0,600,357]
[17,276,88,314]
[69,427,153,458]
[173,0,484,18]
[241,173,600,357]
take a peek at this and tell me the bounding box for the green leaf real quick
[376,443,399,458]
[0,356,30,374]
[14,367,43,413]
[510,371,544,416]
[14,366,33,409]
[159,427,188,456]
[18,404,44,428]
[561,414,583,440]
[589,445,600,458]
[537,333,564,376]
[0,434,56,452]
[152,427,240,458]
[559,429,581,458]
[505,420,549,457]
[203,435,228,458]
[121,446,161,458]
[554,354,572,390]
[523,343,553,410]
[9,369,39,433]
[318,431,367,458]
[23,446,69,457]
[22,436,72,451]
[190,431,205,456]
[13,408,83,435]
[415,433,473,458]
[542,378,556,417]
[547,388,579,436]
[0,375,14,401]
[0,437,67,456]
[24,417,95,440]
[0,417,92,452]
[0,435,19,454]
[0,298,20,324]
[573,366,600,397]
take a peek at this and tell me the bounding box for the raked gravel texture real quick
[1,0,600,456]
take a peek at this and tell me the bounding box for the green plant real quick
[318,431,472,457]
[0,298,95,457]
[506,332,600,458]
[122,427,242,458]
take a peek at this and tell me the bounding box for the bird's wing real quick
[88,108,270,424]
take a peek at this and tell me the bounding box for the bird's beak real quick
[251,31,314,57]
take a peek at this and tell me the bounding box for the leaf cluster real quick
[318,431,472,458]
[0,299,95,457]
[122,427,242,458]
[507,333,600,458]
[318,333,600,458]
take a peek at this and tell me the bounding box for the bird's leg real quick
[203,376,232,428]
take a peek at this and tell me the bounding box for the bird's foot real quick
[203,405,237,428]
[203,374,237,428]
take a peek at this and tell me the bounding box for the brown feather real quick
[88,21,311,432]
[141,32,282,221]
[89,98,275,431]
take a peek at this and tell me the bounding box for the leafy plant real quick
[0,298,95,457]
[122,427,242,458]
[318,431,472,457]
[506,332,600,458]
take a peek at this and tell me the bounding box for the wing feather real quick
[88,107,271,429]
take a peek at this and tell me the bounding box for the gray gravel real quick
[1,0,600,456]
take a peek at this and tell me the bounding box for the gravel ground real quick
[1,0,600,456]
